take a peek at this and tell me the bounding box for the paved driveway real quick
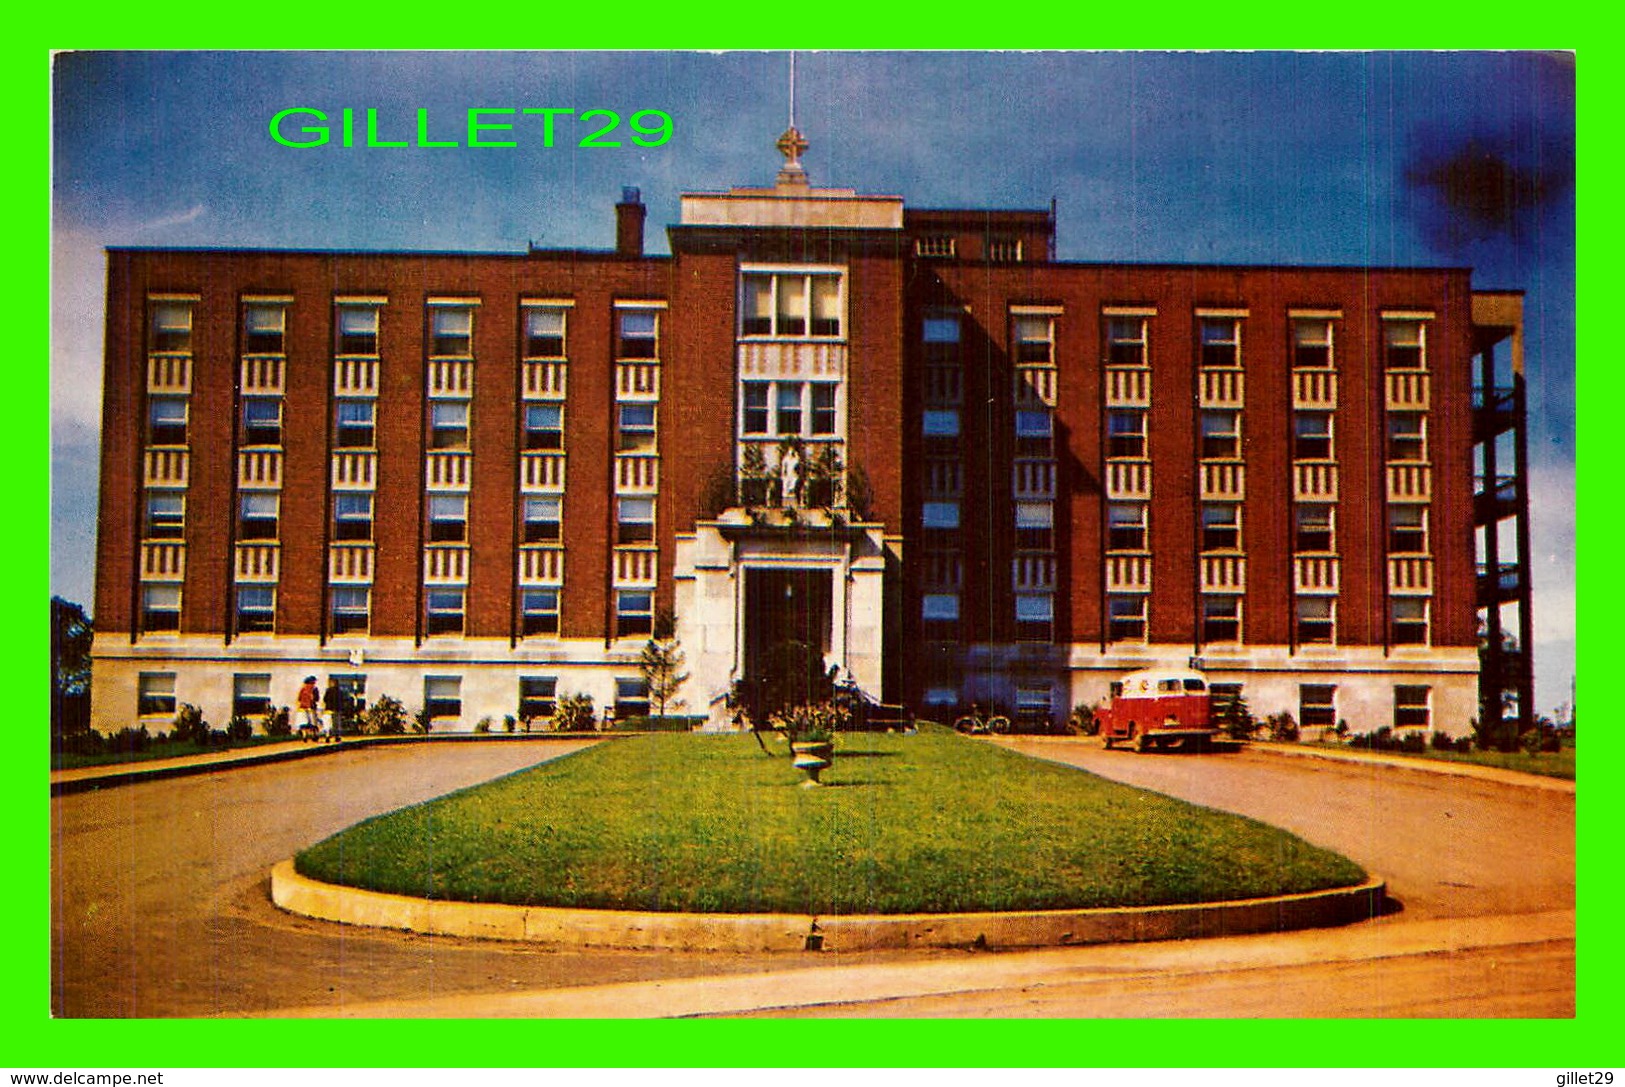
[50,736,1574,1018]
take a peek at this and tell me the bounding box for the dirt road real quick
[50,737,1574,1018]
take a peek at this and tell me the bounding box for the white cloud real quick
[50,227,106,433]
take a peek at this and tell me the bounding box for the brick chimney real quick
[615,186,645,256]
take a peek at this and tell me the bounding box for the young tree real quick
[639,609,689,719]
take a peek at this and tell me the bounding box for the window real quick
[524,403,563,450]
[521,588,560,636]
[1387,413,1427,462]
[1295,504,1335,553]
[335,399,375,448]
[242,397,282,446]
[915,235,956,258]
[336,305,379,355]
[148,396,188,446]
[1015,500,1053,551]
[1296,597,1335,645]
[243,303,286,355]
[149,302,192,353]
[430,400,470,449]
[922,501,961,531]
[235,585,275,634]
[1389,505,1428,554]
[425,589,465,636]
[617,309,658,359]
[922,409,961,438]
[141,584,180,632]
[1015,409,1053,455]
[519,676,558,720]
[524,495,563,544]
[1200,410,1241,460]
[1394,685,1431,728]
[923,686,959,708]
[1293,318,1333,368]
[1108,410,1146,458]
[740,273,842,338]
[742,383,770,434]
[923,313,962,368]
[1201,595,1241,644]
[238,492,279,540]
[331,673,368,715]
[922,593,960,622]
[425,676,462,721]
[925,459,962,498]
[1391,598,1429,645]
[617,496,655,544]
[618,402,656,451]
[332,492,373,541]
[144,490,185,539]
[1107,317,1147,366]
[1200,318,1241,368]
[431,306,473,357]
[233,674,272,719]
[1299,684,1337,727]
[1013,315,1054,364]
[987,236,1022,263]
[1107,502,1148,552]
[523,307,566,358]
[811,384,838,435]
[1016,686,1053,724]
[616,590,653,637]
[428,494,467,542]
[330,586,370,634]
[1201,503,1241,552]
[1015,592,1053,641]
[1293,412,1333,460]
[1384,319,1426,370]
[138,672,177,717]
[775,383,803,435]
[1108,594,1147,641]
[615,677,651,720]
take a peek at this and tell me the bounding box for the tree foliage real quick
[639,609,689,718]
[51,597,93,736]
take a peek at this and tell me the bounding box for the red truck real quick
[1098,668,1219,753]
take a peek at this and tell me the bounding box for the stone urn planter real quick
[791,741,834,786]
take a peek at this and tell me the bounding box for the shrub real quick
[1431,730,1455,751]
[1068,702,1101,737]
[504,715,517,733]
[171,704,208,746]
[261,706,292,737]
[227,714,254,742]
[55,729,106,756]
[474,717,493,734]
[412,707,433,734]
[363,695,408,736]
[1212,689,1256,740]
[554,692,597,732]
[108,725,152,755]
[1265,711,1299,743]
[1399,731,1426,754]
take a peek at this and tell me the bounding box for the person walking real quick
[321,678,346,743]
[296,676,321,742]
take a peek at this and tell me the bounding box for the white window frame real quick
[1108,593,1148,642]
[521,588,561,636]
[330,586,370,635]
[141,584,181,633]
[243,302,288,356]
[1391,598,1430,646]
[523,495,563,544]
[1292,316,1335,369]
[738,268,845,340]
[616,589,654,638]
[1394,684,1431,729]
[137,672,177,718]
[235,584,276,634]
[1295,596,1336,645]
[425,588,466,636]
[1200,316,1242,369]
[1201,594,1243,645]
[428,493,468,543]
[425,675,463,721]
[429,304,475,359]
[522,305,568,360]
[149,301,194,354]
[144,490,186,539]
[336,302,381,357]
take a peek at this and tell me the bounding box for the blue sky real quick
[50,50,1576,711]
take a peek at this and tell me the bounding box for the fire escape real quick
[1471,292,1534,740]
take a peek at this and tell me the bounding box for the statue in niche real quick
[779,445,801,508]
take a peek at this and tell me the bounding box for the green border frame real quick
[23,23,1604,1069]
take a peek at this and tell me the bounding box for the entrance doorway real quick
[743,567,834,718]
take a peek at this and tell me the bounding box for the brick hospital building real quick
[89,131,1534,737]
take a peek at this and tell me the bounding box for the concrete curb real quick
[270,859,1386,953]
[50,733,609,796]
[1243,741,1576,794]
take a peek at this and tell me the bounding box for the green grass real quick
[1303,740,1575,781]
[296,727,1366,915]
[51,734,293,771]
